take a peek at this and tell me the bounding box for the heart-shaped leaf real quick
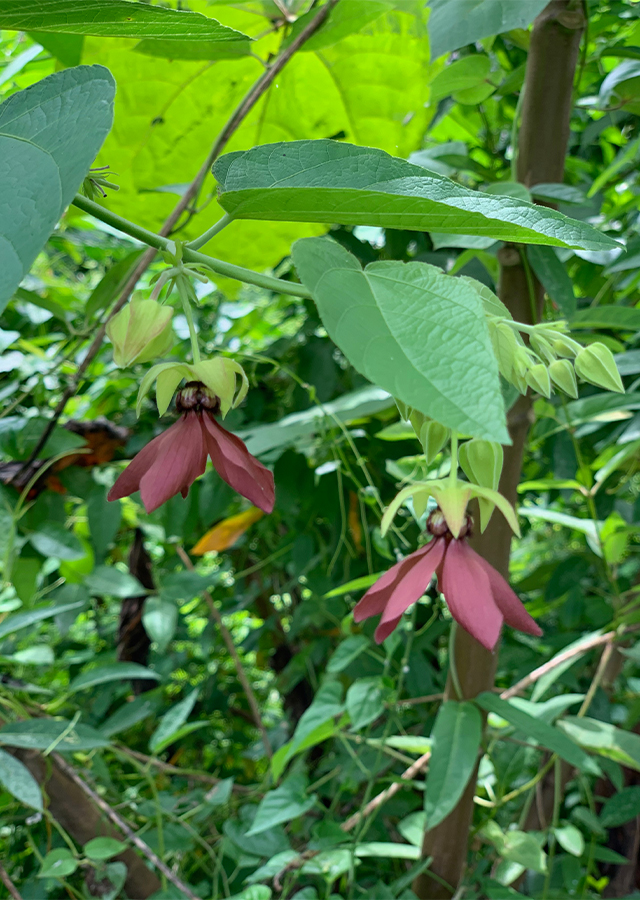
[292,237,508,441]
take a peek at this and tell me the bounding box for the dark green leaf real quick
[0,718,109,751]
[477,693,596,771]
[69,662,160,693]
[246,773,317,836]
[292,237,508,441]
[28,522,84,560]
[600,786,640,827]
[527,245,576,316]
[87,485,121,561]
[425,701,482,830]
[346,678,384,730]
[0,1,251,43]
[85,249,145,318]
[149,689,198,753]
[85,565,144,598]
[215,141,618,251]
[570,306,640,331]
[0,66,115,312]
[326,635,369,672]
[427,0,549,59]
[83,837,126,861]
[38,848,78,879]
[0,748,43,810]
[100,695,157,738]
[0,598,85,640]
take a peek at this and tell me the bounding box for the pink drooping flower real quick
[108,382,275,514]
[354,510,541,651]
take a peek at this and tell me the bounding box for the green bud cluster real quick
[488,318,624,399]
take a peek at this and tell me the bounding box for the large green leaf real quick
[0,65,115,312]
[427,0,549,59]
[82,5,437,274]
[425,701,482,831]
[292,237,508,441]
[0,1,251,48]
[215,140,618,251]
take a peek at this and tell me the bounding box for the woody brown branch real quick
[414,3,586,896]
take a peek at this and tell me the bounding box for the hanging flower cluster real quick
[354,507,541,651]
[106,243,275,516]
[108,381,274,514]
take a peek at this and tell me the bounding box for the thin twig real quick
[341,748,432,832]
[499,628,629,700]
[52,754,202,900]
[118,746,253,791]
[0,863,23,900]
[176,546,273,759]
[577,637,615,717]
[20,0,339,473]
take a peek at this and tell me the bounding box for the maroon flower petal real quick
[353,546,432,624]
[439,539,503,652]
[374,615,404,644]
[467,546,543,637]
[201,413,275,513]
[375,539,445,642]
[107,422,178,503]
[138,412,207,513]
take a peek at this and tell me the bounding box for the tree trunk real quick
[414,3,585,896]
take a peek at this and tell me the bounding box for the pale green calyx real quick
[573,342,624,394]
[548,359,578,398]
[381,478,520,540]
[106,296,173,368]
[525,364,552,398]
[408,411,450,464]
[459,439,505,531]
[136,357,249,418]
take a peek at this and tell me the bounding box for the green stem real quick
[187,213,233,250]
[449,432,459,487]
[72,194,312,300]
[448,621,463,700]
[177,279,201,364]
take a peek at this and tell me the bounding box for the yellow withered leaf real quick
[191,507,264,554]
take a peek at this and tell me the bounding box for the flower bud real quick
[529,333,555,365]
[515,344,536,377]
[548,334,581,358]
[525,364,551,398]
[419,419,450,465]
[574,342,624,393]
[106,296,173,368]
[489,321,519,380]
[548,359,578,398]
[395,398,411,421]
[459,439,503,491]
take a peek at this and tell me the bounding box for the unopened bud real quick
[395,398,412,421]
[512,345,532,379]
[549,334,581,359]
[530,333,555,365]
[419,419,450,465]
[574,343,624,393]
[548,359,578,398]
[459,439,503,491]
[525,364,551,398]
[490,321,520,381]
[107,296,173,368]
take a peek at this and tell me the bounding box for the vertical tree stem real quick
[414,3,585,896]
